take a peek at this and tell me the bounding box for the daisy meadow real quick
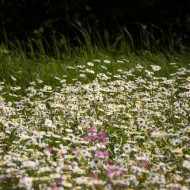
[0,53,190,190]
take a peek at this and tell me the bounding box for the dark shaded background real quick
[0,0,190,48]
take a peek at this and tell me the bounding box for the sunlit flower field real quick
[0,59,190,190]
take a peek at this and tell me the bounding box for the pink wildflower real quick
[96,150,109,158]
[45,146,53,154]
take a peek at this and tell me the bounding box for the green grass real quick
[0,33,189,96]
[0,29,190,189]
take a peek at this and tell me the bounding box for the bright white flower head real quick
[151,65,161,71]
[183,160,190,170]
[104,60,111,64]
[19,177,33,190]
[87,62,94,67]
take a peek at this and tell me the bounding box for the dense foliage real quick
[0,0,190,48]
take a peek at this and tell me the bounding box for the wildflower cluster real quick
[0,60,190,189]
